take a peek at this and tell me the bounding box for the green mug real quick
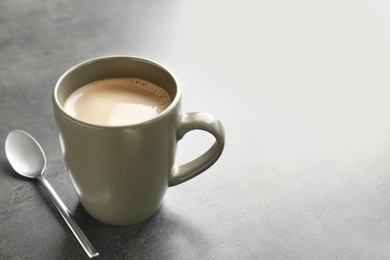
[52,56,225,225]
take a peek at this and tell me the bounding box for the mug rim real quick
[53,55,181,129]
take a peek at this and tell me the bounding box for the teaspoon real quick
[5,130,99,259]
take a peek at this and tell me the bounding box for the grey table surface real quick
[1,0,390,259]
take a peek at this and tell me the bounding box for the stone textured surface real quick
[1,0,390,259]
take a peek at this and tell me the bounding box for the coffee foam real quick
[63,78,172,126]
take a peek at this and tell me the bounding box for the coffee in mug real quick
[53,56,225,225]
[63,78,171,126]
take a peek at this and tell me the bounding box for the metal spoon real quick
[5,130,99,259]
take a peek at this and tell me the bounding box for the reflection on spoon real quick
[5,130,99,259]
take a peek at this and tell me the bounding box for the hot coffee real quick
[53,56,225,225]
[63,78,171,126]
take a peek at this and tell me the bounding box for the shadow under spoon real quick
[5,130,99,259]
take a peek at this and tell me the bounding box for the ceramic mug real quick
[52,56,225,225]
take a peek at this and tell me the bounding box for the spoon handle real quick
[37,176,99,259]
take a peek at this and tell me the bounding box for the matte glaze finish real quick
[53,57,225,225]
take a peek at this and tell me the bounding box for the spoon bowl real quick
[5,130,99,259]
[5,130,46,178]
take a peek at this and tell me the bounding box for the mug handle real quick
[169,112,225,186]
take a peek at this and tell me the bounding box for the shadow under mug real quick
[52,56,225,225]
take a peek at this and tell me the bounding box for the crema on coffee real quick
[63,78,171,126]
